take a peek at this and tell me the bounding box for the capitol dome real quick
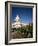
[12,14,21,28]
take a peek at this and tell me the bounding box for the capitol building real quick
[11,14,28,28]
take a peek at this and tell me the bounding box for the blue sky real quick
[11,7,32,24]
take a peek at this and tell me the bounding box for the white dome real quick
[12,14,21,28]
[15,14,20,22]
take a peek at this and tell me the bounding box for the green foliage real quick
[11,24,33,38]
